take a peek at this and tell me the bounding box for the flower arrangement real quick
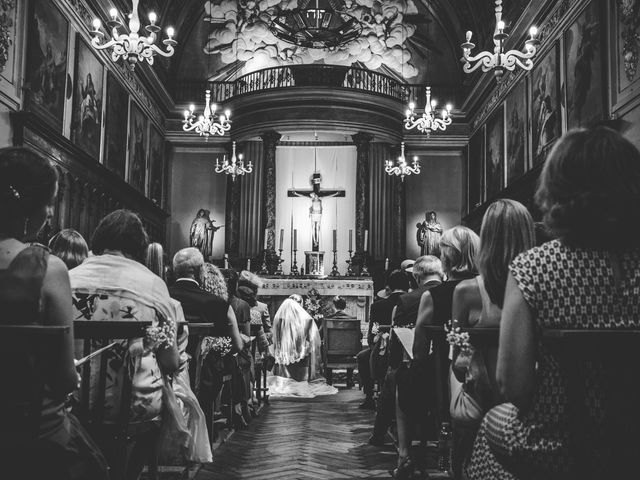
[304,288,325,323]
[444,319,471,352]
[145,319,176,351]
[371,322,380,336]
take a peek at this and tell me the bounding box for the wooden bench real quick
[323,316,361,387]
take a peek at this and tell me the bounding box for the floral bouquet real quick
[444,319,471,352]
[201,336,233,372]
[145,319,176,352]
[304,288,325,324]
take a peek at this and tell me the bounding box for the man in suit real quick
[369,255,444,445]
[356,270,410,410]
[169,247,242,442]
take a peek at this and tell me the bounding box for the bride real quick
[266,296,338,398]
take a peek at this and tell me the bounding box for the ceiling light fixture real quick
[385,142,420,181]
[215,141,252,181]
[404,87,452,135]
[461,0,539,79]
[182,90,231,138]
[90,0,176,70]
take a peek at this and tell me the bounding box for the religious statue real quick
[416,210,443,257]
[189,209,223,260]
[288,172,345,251]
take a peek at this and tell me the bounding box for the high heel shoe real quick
[390,456,414,480]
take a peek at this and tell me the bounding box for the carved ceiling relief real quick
[203,0,420,80]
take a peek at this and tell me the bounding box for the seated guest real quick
[370,256,444,446]
[169,248,242,443]
[394,228,478,478]
[70,209,179,479]
[400,259,418,291]
[48,228,89,270]
[145,243,212,464]
[356,270,409,410]
[0,147,108,479]
[323,295,351,333]
[449,200,534,478]
[467,128,640,479]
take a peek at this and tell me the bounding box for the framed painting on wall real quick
[505,81,527,185]
[25,0,69,131]
[127,102,148,193]
[565,0,604,129]
[468,126,485,212]
[147,125,164,207]
[485,106,504,200]
[531,44,561,165]
[611,0,640,109]
[70,36,104,160]
[0,0,19,86]
[104,72,129,178]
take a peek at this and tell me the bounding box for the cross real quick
[287,172,346,199]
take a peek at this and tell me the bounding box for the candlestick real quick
[279,228,284,251]
[332,229,337,252]
[291,248,299,276]
[364,229,368,252]
[247,259,251,271]
[349,229,353,251]
[294,229,297,251]
[330,244,340,277]
[264,228,268,249]
[275,247,284,275]
[361,251,370,277]
[224,255,229,269]
[385,257,389,271]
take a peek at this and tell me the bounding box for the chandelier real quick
[182,90,231,138]
[385,143,420,181]
[215,141,252,180]
[269,0,362,49]
[461,0,539,79]
[404,87,452,135]
[90,0,176,70]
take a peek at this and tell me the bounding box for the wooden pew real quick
[323,316,361,387]
[74,320,158,480]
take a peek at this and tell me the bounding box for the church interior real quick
[1,0,640,479]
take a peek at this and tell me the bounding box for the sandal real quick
[390,456,414,480]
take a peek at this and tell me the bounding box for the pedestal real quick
[304,251,325,276]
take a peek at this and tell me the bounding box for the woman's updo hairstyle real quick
[535,127,640,250]
[0,147,58,237]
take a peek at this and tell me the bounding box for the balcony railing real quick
[175,65,454,107]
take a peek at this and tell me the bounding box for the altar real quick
[259,277,374,338]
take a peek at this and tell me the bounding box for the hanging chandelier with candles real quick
[460,0,539,79]
[90,0,176,70]
[385,142,420,181]
[215,141,252,180]
[182,90,231,138]
[404,86,452,135]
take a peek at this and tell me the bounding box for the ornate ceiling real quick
[148,0,531,94]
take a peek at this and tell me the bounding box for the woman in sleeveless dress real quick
[467,127,640,479]
[0,147,108,479]
[267,297,338,398]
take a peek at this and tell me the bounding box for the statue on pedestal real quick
[190,209,222,260]
[416,210,443,257]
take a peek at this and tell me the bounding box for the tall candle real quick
[279,228,284,250]
[247,259,251,271]
[385,257,389,271]
[294,229,297,250]
[332,229,337,251]
[364,229,369,252]
[349,229,353,251]
[224,255,229,269]
[264,229,268,249]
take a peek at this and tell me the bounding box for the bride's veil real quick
[273,298,313,365]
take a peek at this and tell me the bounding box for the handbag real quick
[449,347,492,427]
[157,375,191,463]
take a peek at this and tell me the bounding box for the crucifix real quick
[287,171,345,251]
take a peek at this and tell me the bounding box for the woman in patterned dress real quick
[466,127,640,479]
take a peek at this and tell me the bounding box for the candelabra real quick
[183,90,231,138]
[90,0,176,70]
[275,248,284,275]
[215,141,253,180]
[404,87,452,135]
[290,249,300,276]
[345,249,354,276]
[461,0,539,79]
[385,142,420,181]
[360,252,370,277]
[329,248,340,277]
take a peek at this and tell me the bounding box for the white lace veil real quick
[272,298,314,365]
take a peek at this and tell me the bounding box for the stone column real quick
[260,130,281,250]
[392,172,406,259]
[352,132,373,252]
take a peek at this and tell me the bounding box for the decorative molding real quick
[0,0,15,74]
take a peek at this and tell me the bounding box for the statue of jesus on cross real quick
[288,172,345,251]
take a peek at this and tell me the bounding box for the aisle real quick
[195,389,397,479]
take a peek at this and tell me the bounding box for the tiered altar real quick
[259,276,374,336]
